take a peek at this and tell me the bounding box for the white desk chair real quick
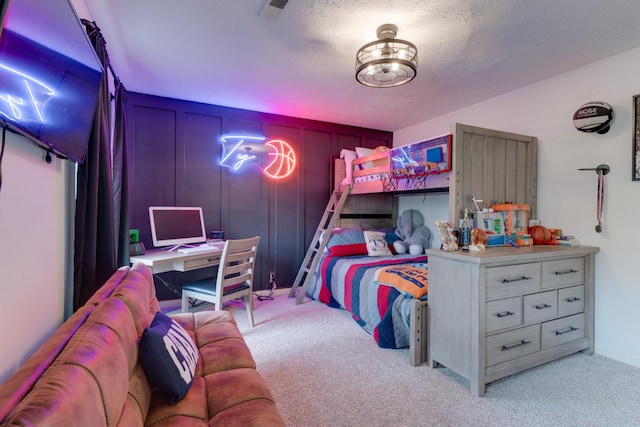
[180,236,260,326]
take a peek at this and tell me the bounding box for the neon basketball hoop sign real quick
[219,135,297,180]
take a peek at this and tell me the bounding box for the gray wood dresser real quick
[426,245,599,396]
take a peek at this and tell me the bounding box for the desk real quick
[131,247,223,273]
[131,247,223,297]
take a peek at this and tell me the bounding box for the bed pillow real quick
[355,147,376,169]
[340,149,358,184]
[139,311,199,404]
[363,230,393,257]
[326,227,367,256]
[379,227,401,254]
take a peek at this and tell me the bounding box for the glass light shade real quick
[355,25,418,88]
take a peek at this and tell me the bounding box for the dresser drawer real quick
[486,263,540,299]
[523,290,557,324]
[541,313,585,349]
[486,296,522,333]
[558,285,584,317]
[542,257,584,289]
[486,324,540,367]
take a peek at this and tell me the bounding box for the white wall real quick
[395,46,640,368]
[0,132,73,384]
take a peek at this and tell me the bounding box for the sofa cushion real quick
[0,297,142,426]
[84,265,131,306]
[111,263,160,337]
[0,305,95,424]
[139,311,199,404]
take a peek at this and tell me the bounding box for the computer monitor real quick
[148,206,207,251]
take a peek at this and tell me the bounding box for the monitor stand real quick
[167,244,196,252]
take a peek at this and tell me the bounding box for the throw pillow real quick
[326,227,368,256]
[363,230,393,257]
[139,311,199,404]
[355,146,375,169]
[340,149,358,184]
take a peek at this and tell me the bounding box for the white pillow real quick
[340,149,357,183]
[355,147,375,169]
[363,230,393,257]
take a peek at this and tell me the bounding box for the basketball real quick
[573,101,613,134]
[529,225,552,245]
[264,139,297,179]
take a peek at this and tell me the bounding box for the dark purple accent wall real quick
[126,92,392,298]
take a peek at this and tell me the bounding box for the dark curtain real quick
[113,80,130,266]
[73,20,117,310]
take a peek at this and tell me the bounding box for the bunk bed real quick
[293,122,538,366]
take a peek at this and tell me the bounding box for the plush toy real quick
[470,228,488,251]
[393,209,431,255]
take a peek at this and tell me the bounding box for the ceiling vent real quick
[261,0,289,20]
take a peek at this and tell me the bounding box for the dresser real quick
[426,245,599,396]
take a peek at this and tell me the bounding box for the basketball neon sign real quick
[219,135,297,179]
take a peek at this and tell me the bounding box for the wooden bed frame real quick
[335,122,538,227]
[327,122,538,366]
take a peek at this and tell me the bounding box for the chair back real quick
[218,236,260,297]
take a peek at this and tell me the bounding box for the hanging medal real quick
[578,164,609,233]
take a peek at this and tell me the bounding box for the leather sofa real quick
[0,263,285,426]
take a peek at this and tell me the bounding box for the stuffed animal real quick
[470,228,488,251]
[393,209,431,255]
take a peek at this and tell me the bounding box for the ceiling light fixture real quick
[355,24,418,88]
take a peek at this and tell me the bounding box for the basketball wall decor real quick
[573,101,613,134]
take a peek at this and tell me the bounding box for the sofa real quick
[0,262,285,426]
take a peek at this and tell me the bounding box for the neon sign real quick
[219,134,297,179]
[0,63,56,124]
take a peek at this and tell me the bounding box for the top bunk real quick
[334,123,538,228]
[335,134,452,195]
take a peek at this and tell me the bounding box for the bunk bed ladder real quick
[288,185,351,304]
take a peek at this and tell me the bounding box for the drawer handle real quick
[555,269,579,275]
[502,276,532,283]
[566,297,581,303]
[496,311,515,318]
[535,303,552,310]
[555,326,579,336]
[501,340,532,351]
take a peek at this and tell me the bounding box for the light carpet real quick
[166,290,640,427]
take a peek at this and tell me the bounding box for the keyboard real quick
[178,245,219,254]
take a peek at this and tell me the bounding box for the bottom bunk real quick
[305,227,429,366]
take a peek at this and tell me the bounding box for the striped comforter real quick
[306,253,428,349]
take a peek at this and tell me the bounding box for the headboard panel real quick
[336,193,397,229]
[450,123,538,227]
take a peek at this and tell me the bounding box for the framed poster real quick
[634,95,640,181]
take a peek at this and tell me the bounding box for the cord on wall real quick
[256,180,278,301]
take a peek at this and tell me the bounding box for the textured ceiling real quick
[76,0,640,131]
